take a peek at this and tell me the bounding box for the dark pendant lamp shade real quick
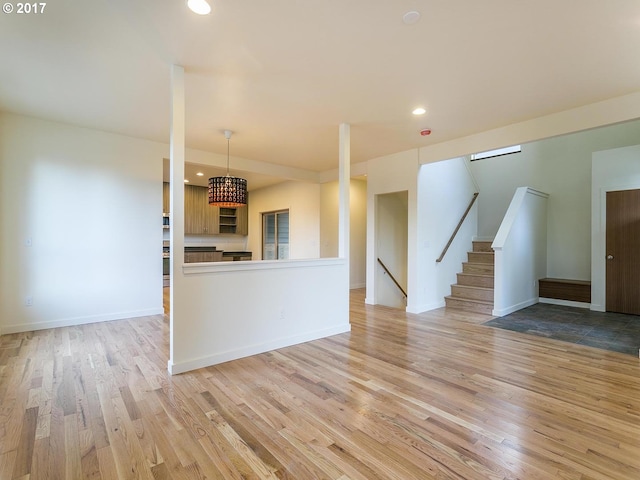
[208,175,247,206]
[209,130,247,207]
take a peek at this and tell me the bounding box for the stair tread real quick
[452,284,494,291]
[463,262,494,267]
[458,272,494,278]
[445,295,493,305]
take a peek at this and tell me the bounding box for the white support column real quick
[169,64,185,373]
[338,123,350,263]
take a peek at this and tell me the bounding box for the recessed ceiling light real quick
[196,172,204,176]
[184,179,190,183]
[412,107,427,115]
[402,11,421,25]
[187,0,211,15]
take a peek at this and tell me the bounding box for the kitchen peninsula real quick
[184,246,252,263]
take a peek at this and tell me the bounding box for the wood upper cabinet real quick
[236,205,248,235]
[163,182,170,213]
[183,184,248,235]
[184,185,219,235]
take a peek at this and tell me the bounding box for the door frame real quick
[604,189,640,313]
[373,190,409,309]
[593,181,640,312]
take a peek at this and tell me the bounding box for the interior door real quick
[606,189,640,314]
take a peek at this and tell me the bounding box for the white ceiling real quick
[2,0,639,175]
[162,158,285,189]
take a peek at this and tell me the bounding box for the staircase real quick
[445,241,494,315]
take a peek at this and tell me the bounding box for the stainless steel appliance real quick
[162,242,170,286]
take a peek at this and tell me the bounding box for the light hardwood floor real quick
[1,289,639,479]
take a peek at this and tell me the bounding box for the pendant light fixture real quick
[208,130,247,207]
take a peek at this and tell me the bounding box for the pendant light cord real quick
[226,137,230,176]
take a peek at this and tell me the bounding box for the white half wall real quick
[591,145,640,312]
[169,259,350,374]
[0,112,166,334]
[492,187,549,317]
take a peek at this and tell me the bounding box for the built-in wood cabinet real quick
[235,205,248,235]
[184,250,223,263]
[183,184,248,235]
[218,208,237,234]
[185,184,219,234]
[163,182,170,213]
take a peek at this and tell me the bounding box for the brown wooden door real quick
[606,189,640,314]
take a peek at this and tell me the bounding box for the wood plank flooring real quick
[1,289,639,479]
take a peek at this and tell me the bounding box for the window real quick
[470,145,521,161]
[263,210,289,260]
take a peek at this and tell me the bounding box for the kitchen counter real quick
[184,246,220,252]
[178,246,251,263]
[184,247,222,263]
[222,251,252,261]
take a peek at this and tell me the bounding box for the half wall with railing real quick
[492,187,549,316]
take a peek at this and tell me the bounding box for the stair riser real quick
[472,241,493,253]
[467,252,495,264]
[457,274,494,288]
[445,297,494,315]
[463,263,494,275]
[451,285,494,302]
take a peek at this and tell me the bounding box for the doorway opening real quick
[375,191,408,309]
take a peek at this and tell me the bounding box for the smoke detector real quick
[402,11,421,25]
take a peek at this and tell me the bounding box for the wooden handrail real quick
[377,258,407,298]
[436,192,479,263]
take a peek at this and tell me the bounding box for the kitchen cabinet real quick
[184,250,223,263]
[163,182,170,213]
[183,185,248,235]
[184,185,219,235]
[218,208,237,234]
[217,206,248,235]
[235,205,248,235]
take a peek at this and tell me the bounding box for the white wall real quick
[0,112,166,334]
[591,145,640,312]
[470,119,640,281]
[247,181,321,260]
[418,91,640,165]
[493,188,549,316]
[320,178,367,288]
[414,157,478,313]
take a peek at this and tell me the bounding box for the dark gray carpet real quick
[484,303,640,356]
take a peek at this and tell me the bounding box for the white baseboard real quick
[539,297,591,309]
[167,323,351,375]
[0,307,164,335]
[492,298,537,317]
